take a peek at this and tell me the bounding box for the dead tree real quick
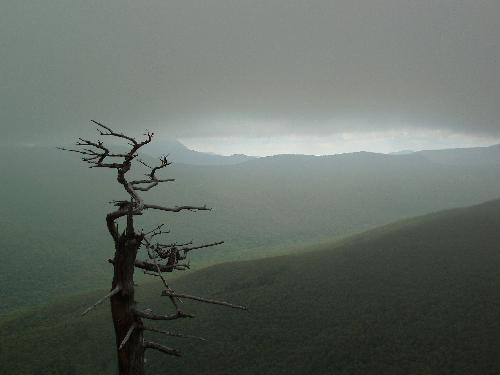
[59,121,246,375]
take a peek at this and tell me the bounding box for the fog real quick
[2,0,499,154]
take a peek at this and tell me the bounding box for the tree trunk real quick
[110,226,144,375]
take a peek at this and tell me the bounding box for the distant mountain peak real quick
[141,139,256,166]
[389,150,415,155]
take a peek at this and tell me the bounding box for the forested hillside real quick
[2,145,500,312]
[1,199,498,374]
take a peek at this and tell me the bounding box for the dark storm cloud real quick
[1,0,499,144]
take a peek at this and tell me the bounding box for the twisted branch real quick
[161,291,247,310]
[81,286,121,316]
[132,308,194,321]
[119,323,137,350]
[143,341,181,357]
[144,326,207,341]
[181,241,225,255]
[143,204,211,213]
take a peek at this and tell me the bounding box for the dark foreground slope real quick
[1,200,499,374]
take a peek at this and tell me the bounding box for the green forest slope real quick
[1,199,498,374]
[2,145,500,312]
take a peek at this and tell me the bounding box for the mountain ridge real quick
[2,143,500,313]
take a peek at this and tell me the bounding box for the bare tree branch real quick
[137,259,190,272]
[119,323,137,350]
[181,241,225,254]
[131,179,175,191]
[143,271,161,277]
[81,286,121,316]
[141,223,170,239]
[132,181,174,192]
[161,291,247,310]
[56,147,128,159]
[143,204,211,213]
[108,258,190,273]
[91,119,144,146]
[143,240,181,311]
[131,156,174,192]
[137,158,154,169]
[142,224,166,236]
[159,240,193,248]
[143,341,181,357]
[143,326,207,341]
[132,308,194,321]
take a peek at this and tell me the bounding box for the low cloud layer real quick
[182,129,500,157]
[1,0,499,145]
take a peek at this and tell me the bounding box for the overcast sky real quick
[1,0,499,155]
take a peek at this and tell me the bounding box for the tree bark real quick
[110,216,144,375]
